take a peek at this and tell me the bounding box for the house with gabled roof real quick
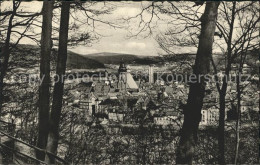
[79,92,98,116]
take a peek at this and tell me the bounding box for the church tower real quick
[118,62,127,73]
[118,62,127,91]
[117,62,139,91]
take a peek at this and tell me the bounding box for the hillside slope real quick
[6,44,105,69]
[83,52,160,65]
[66,51,105,69]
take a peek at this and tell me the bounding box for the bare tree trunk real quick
[0,2,17,115]
[234,70,241,164]
[176,2,220,164]
[218,91,226,164]
[36,1,54,161]
[218,3,236,164]
[45,2,70,164]
[234,45,245,164]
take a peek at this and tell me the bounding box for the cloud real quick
[126,42,146,49]
[12,2,161,56]
[113,7,141,18]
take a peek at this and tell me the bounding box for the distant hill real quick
[6,44,105,69]
[83,52,160,65]
[86,52,139,64]
[5,45,201,70]
[3,44,237,71]
[82,52,224,65]
[82,52,138,57]
[66,51,105,69]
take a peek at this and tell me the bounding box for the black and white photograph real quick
[0,1,259,164]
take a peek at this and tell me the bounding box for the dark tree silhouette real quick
[176,2,220,164]
[36,1,54,161]
[45,1,71,163]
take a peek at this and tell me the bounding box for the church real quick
[117,62,139,92]
[76,62,140,117]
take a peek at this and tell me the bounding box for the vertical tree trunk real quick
[0,2,17,115]
[176,2,220,164]
[218,3,236,164]
[218,92,226,164]
[45,1,70,164]
[234,49,244,164]
[234,71,241,164]
[36,1,54,161]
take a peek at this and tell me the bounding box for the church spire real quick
[118,59,127,73]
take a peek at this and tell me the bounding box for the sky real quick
[1,1,203,56]
[68,1,170,56]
